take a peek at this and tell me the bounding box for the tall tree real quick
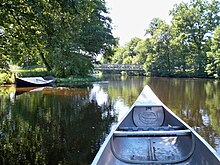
[206,26,220,78]
[0,0,116,77]
[122,37,141,64]
[110,46,125,64]
[170,0,220,77]
[110,37,141,65]
[144,19,173,76]
[134,39,151,65]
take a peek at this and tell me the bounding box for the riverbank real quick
[0,66,103,86]
[0,74,103,87]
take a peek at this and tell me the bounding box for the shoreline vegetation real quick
[0,65,219,87]
[0,66,103,87]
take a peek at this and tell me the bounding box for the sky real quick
[105,0,188,45]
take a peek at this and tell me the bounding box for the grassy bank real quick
[12,66,51,77]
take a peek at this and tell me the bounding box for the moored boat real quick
[16,77,55,87]
[92,85,220,164]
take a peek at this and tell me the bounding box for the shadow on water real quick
[0,86,117,164]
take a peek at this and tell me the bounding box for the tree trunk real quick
[40,52,52,71]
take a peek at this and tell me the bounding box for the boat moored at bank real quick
[15,77,55,87]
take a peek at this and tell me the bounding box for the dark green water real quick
[0,76,219,164]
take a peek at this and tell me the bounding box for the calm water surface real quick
[0,76,219,164]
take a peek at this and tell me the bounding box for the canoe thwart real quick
[118,125,184,131]
[113,129,191,137]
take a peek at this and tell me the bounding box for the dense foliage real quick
[0,0,116,77]
[108,0,220,78]
[206,26,220,78]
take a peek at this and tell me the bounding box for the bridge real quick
[94,64,144,71]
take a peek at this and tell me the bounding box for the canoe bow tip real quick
[135,85,163,106]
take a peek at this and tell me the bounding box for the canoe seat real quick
[133,106,164,127]
[111,129,195,164]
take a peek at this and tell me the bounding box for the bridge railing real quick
[94,64,144,71]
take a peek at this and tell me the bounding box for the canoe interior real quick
[94,105,220,165]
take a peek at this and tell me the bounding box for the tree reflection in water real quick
[0,86,117,164]
[147,78,220,152]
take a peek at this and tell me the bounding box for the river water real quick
[0,76,219,164]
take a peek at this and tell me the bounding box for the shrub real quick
[0,73,13,84]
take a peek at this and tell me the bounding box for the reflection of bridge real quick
[94,64,144,71]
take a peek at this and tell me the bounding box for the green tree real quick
[170,0,220,77]
[110,46,125,64]
[206,26,220,78]
[0,0,116,77]
[122,37,141,64]
[144,19,173,76]
[169,32,193,76]
[110,37,141,65]
[133,39,151,65]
